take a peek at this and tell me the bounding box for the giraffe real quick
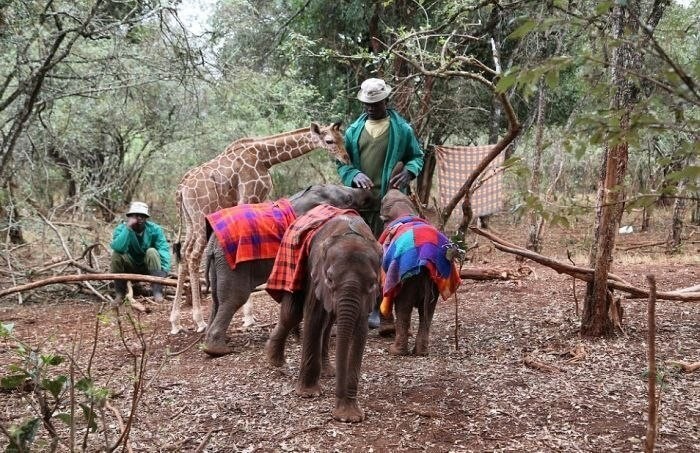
[170,122,350,335]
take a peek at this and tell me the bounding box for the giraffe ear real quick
[310,122,321,135]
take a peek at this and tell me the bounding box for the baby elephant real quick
[201,185,375,356]
[265,206,382,423]
[379,189,462,356]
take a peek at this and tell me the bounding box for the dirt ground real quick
[1,217,698,452]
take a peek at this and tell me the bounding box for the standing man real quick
[110,201,171,305]
[337,77,424,328]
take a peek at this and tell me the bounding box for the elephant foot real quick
[412,341,430,357]
[388,342,410,356]
[333,399,365,423]
[202,342,234,357]
[265,339,286,367]
[295,383,322,398]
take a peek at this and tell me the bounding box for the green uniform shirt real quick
[359,128,390,199]
[110,221,171,272]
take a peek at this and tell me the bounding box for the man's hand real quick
[352,172,373,189]
[389,169,413,189]
[126,216,139,229]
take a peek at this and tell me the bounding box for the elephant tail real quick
[204,242,214,294]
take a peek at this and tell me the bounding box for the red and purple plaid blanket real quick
[378,215,462,316]
[266,204,359,302]
[206,199,296,270]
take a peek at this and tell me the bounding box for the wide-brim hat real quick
[357,78,392,103]
[126,201,150,217]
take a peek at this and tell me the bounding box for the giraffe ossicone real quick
[170,122,349,335]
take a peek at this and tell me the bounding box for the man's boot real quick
[150,269,167,303]
[113,280,127,307]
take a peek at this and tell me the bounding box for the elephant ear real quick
[320,264,336,313]
[310,256,333,309]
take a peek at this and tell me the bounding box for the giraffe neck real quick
[249,128,318,167]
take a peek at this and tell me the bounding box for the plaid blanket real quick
[266,205,359,302]
[206,199,296,270]
[378,215,462,316]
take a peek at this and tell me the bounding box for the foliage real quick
[0,313,149,451]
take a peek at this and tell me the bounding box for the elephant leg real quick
[296,305,328,398]
[321,315,336,377]
[333,315,368,423]
[265,292,303,367]
[203,260,272,357]
[413,280,438,356]
[389,288,412,356]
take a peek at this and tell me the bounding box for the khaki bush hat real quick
[357,78,391,103]
[126,201,150,217]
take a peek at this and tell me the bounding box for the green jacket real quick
[337,109,424,197]
[110,221,171,272]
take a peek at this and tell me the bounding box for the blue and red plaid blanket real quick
[266,204,359,302]
[206,199,296,270]
[378,215,462,316]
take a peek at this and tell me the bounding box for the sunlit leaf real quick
[42,375,67,399]
[1,374,29,390]
[508,20,537,40]
[0,322,14,337]
[595,1,613,15]
[6,417,40,453]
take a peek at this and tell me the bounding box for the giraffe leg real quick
[189,232,208,333]
[170,259,188,335]
[241,300,256,327]
[171,203,197,335]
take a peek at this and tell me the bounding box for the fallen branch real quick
[618,240,666,251]
[667,360,700,373]
[471,227,700,302]
[0,274,178,299]
[459,265,531,280]
[523,355,563,373]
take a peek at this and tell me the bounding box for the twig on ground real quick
[194,429,214,453]
[167,333,204,357]
[666,360,700,373]
[280,419,330,441]
[523,355,563,373]
[105,402,132,453]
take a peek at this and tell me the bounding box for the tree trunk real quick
[582,3,640,338]
[666,180,686,253]
[416,148,436,206]
[692,195,700,226]
[526,79,547,253]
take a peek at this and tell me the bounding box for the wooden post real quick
[645,274,658,453]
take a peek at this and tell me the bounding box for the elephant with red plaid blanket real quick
[201,184,375,356]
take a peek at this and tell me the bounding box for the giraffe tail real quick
[173,189,184,263]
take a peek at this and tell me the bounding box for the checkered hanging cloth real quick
[434,145,505,219]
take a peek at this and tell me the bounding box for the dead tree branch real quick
[0,274,178,299]
[471,227,700,302]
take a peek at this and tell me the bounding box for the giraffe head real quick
[310,122,350,165]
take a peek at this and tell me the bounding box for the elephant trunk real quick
[333,292,368,401]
